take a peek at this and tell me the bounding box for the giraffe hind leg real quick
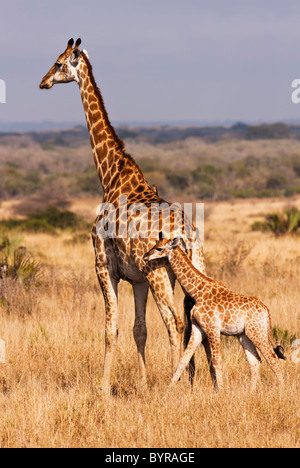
[238,333,262,391]
[246,326,284,387]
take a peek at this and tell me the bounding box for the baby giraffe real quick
[144,237,285,391]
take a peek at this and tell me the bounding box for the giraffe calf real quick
[144,237,286,391]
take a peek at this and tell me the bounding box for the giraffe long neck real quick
[168,246,209,299]
[77,54,126,193]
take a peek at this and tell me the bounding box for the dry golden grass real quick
[0,196,299,448]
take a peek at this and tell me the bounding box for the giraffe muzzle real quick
[39,80,53,90]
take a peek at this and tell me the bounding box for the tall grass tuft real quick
[0,232,42,288]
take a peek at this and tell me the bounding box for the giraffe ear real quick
[70,49,81,65]
[171,237,187,252]
[171,237,180,248]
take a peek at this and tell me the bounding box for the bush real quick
[22,218,57,234]
[246,123,290,140]
[251,206,300,236]
[192,169,216,198]
[232,188,258,199]
[0,167,42,197]
[167,173,189,190]
[0,206,89,234]
[266,176,287,190]
[30,206,79,230]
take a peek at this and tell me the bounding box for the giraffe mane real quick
[81,52,126,155]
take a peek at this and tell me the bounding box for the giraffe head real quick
[39,38,84,89]
[143,236,187,262]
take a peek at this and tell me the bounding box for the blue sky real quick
[1,0,300,128]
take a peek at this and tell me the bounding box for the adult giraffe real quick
[40,38,206,394]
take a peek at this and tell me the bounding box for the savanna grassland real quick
[0,125,299,447]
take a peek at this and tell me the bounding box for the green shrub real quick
[22,218,57,234]
[247,123,290,140]
[192,170,215,185]
[0,206,89,234]
[0,168,42,197]
[266,176,287,190]
[251,206,300,236]
[167,173,189,190]
[203,165,221,174]
[232,188,257,199]
[29,206,79,230]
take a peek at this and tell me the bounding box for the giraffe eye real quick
[156,248,163,252]
[55,62,62,69]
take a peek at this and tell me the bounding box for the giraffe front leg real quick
[147,269,182,375]
[93,233,119,395]
[205,329,223,392]
[202,336,218,389]
[132,282,149,391]
[98,269,119,395]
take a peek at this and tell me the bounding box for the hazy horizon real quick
[3,118,300,133]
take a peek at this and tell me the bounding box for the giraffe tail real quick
[274,345,286,360]
[267,310,286,360]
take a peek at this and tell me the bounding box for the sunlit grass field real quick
[0,196,299,447]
